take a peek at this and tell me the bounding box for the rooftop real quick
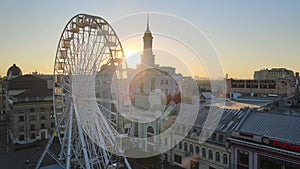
[8,75,48,90]
[193,106,248,133]
[237,110,300,144]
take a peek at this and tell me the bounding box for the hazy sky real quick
[0,0,299,78]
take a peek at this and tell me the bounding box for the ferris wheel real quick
[35,14,131,169]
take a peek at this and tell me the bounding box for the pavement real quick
[0,122,57,169]
[0,122,184,169]
[128,156,185,169]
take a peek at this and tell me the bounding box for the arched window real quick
[202,148,206,158]
[184,142,188,151]
[189,144,194,154]
[147,126,154,137]
[151,77,155,90]
[212,133,216,141]
[147,126,154,142]
[208,150,213,160]
[195,146,200,155]
[215,152,220,162]
[179,141,182,149]
[139,79,144,93]
[223,154,228,164]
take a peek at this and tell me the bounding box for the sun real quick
[124,49,141,68]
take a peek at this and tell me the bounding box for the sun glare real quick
[125,50,139,58]
[124,49,141,68]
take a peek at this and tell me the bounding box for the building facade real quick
[5,64,55,144]
[228,111,300,169]
[0,77,6,122]
[254,68,294,80]
[225,78,296,100]
[126,16,188,152]
[161,106,249,169]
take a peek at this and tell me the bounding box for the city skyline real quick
[0,0,299,78]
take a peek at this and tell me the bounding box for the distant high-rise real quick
[140,14,155,67]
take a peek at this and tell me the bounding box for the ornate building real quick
[127,16,189,152]
[5,64,55,144]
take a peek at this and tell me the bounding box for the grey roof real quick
[193,106,247,133]
[8,75,52,102]
[14,89,52,98]
[238,111,300,144]
[201,92,213,99]
[8,75,48,90]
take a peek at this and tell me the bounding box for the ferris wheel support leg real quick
[66,104,73,169]
[124,158,132,169]
[59,124,68,160]
[35,110,67,169]
[74,104,91,169]
[34,127,59,169]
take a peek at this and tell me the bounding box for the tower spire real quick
[146,13,150,33]
[141,13,154,67]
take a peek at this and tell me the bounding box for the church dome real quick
[7,64,22,77]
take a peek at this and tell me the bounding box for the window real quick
[40,107,45,112]
[30,124,35,131]
[174,139,177,148]
[179,141,182,149]
[238,149,249,166]
[30,133,35,139]
[161,80,164,85]
[41,123,45,129]
[19,115,25,122]
[40,113,46,120]
[215,152,220,162]
[151,78,155,90]
[189,144,194,154]
[19,126,24,132]
[202,148,206,158]
[208,150,213,160]
[174,154,182,164]
[219,134,224,143]
[51,106,54,111]
[195,146,200,154]
[51,122,55,128]
[30,108,35,113]
[184,142,188,151]
[19,135,25,141]
[139,79,144,92]
[50,113,54,119]
[212,133,216,141]
[223,154,228,164]
[29,114,35,121]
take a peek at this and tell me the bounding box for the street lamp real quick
[160,153,164,169]
[25,160,29,169]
